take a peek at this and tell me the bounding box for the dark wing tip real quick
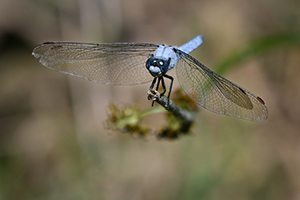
[256,96,265,105]
[42,42,55,44]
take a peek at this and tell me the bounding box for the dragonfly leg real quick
[148,77,157,100]
[151,78,161,107]
[149,77,157,90]
[156,77,161,91]
[160,77,166,97]
[163,74,174,109]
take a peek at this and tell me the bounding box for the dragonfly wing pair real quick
[32,38,268,121]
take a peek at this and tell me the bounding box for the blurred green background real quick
[1,0,300,199]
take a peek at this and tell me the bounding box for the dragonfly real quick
[32,35,268,121]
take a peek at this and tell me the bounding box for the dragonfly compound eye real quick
[146,57,156,70]
[156,59,169,74]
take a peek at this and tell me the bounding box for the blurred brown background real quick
[1,0,300,199]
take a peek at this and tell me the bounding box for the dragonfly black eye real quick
[146,57,156,70]
[156,59,168,73]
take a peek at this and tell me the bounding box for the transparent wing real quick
[32,42,159,85]
[175,50,268,121]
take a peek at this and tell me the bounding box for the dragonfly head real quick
[146,57,170,77]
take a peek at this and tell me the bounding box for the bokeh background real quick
[1,0,300,199]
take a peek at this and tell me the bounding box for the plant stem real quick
[148,89,196,133]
